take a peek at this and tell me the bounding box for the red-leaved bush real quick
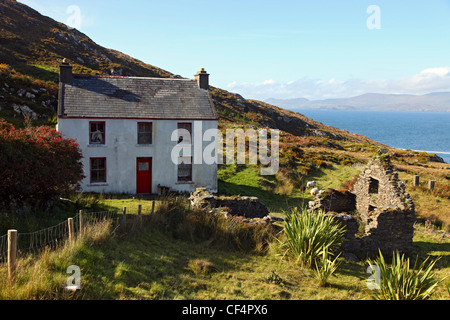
[0,119,84,209]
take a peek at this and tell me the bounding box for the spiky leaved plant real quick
[366,250,443,300]
[280,207,345,268]
[313,247,342,287]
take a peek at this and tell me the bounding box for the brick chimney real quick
[195,68,209,90]
[59,59,73,83]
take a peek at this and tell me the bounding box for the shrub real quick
[365,250,443,300]
[279,208,345,268]
[0,119,84,210]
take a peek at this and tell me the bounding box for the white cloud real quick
[262,79,275,85]
[227,67,450,100]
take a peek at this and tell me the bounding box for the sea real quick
[295,109,450,164]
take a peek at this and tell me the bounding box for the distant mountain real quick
[266,92,450,112]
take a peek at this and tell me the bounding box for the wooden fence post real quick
[7,229,17,279]
[151,201,155,214]
[68,218,74,243]
[121,206,127,230]
[428,180,435,190]
[138,204,142,226]
[413,175,420,187]
[78,209,84,236]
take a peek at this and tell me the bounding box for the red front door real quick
[136,158,152,194]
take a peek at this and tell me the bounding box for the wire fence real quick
[0,233,7,264]
[0,210,119,263]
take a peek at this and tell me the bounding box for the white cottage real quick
[57,62,218,194]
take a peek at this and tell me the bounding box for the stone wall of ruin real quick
[309,157,416,258]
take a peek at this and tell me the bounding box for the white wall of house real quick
[57,118,218,194]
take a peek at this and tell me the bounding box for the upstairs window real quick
[178,156,192,181]
[90,121,105,144]
[138,122,153,144]
[177,122,192,144]
[90,158,106,183]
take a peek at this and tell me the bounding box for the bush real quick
[0,119,84,210]
[366,250,443,300]
[279,208,345,268]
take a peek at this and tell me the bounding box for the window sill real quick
[176,181,194,185]
[87,144,107,148]
[87,183,108,187]
[136,144,153,147]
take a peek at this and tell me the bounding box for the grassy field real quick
[0,201,448,300]
[0,161,449,300]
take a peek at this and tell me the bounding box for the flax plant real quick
[279,208,345,268]
[313,247,342,287]
[366,250,443,300]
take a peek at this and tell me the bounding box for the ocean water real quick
[295,109,450,164]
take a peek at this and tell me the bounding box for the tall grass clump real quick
[279,207,345,268]
[0,220,114,299]
[366,250,444,300]
[148,195,275,253]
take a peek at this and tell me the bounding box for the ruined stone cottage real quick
[309,156,415,258]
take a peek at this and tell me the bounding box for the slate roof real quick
[59,75,217,119]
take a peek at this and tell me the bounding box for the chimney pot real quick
[195,68,209,90]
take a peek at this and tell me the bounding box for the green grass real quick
[1,194,448,300]
[306,164,362,192]
[1,161,448,300]
[13,64,59,83]
[218,164,308,214]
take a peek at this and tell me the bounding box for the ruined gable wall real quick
[353,157,412,223]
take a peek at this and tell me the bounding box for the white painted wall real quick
[57,118,218,194]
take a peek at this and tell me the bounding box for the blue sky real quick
[20,0,450,100]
